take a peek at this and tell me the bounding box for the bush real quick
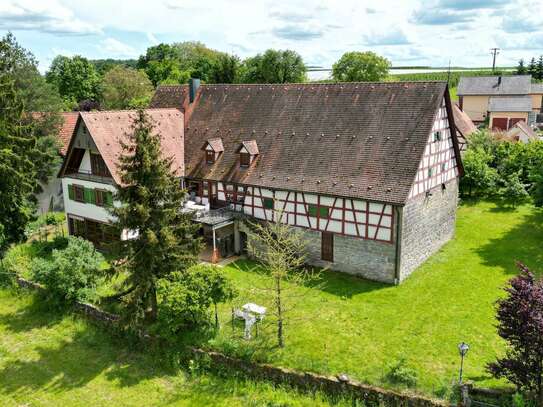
[31,236,104,304]
[385,357,418,387]
[156,270,213,340]
[156,265,237,340]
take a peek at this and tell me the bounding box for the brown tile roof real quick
[507,120,539,141]
[204,137,224,152]
[62,109,184,185]
[157,82,455,205]
[149,85,189,108]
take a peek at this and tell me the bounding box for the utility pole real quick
[490,48,500,71]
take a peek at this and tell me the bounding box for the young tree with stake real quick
[246,208,320,348]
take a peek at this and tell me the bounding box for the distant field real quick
[389,70,513,89]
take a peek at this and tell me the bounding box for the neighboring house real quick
[452,104,477,152]
[59,81,463,284]
[457,75,543,128]
[57,109,184,249]
[36,112,79,214]
[506,120,540,143]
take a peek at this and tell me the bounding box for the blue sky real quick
[1,0,542,73]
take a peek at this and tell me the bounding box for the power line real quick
[490,48,500,71]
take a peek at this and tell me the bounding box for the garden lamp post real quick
[458,342,469,384]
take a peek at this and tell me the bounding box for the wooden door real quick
[492,117,508,131]
[321,232,334,262]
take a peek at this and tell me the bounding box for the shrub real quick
[385,357,418,387]
[156,270,213,340]
[31,236,104,304]
[156,266,237,340]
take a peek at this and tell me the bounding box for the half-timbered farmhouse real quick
[60,80,463,284]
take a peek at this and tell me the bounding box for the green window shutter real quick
[105,191,113,207]
[84,187,95,204]
[68,184,74,200]
[263,198,273,209]
[308,204,317,217]
[319,206,329,218]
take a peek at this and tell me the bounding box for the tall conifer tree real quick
[109,110,202,326]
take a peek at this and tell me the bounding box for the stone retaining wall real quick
[190,348,448,407]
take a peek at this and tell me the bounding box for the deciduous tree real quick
[488,263,543,405]
[246,209,319,347]
[332,51,390,82]
[241,49,306,84]
[102,66,153,109]
[46,55,101,104]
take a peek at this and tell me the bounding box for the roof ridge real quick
[81,108,182,114]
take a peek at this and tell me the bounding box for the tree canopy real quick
[46,55,101,104]
[0,33,62,253]
[101,66,153,109]
[240,49,306,83]
[332,51,390,82]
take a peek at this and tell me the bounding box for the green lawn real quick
[0,290,352,407]
[210,201,543,398]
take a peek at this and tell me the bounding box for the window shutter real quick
[105,191,113,207]
[68,184,74,200]
[84,187,95,204]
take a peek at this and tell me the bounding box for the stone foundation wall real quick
[399,179,459,281]
[240,222,397,283]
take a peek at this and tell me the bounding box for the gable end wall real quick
[399,98,459,281]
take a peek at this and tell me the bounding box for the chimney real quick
[189,78,200,103]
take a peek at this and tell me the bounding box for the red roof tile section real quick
[154,82,452,205]
[58,112,80,156]
[79,109,184,185]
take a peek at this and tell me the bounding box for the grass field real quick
[0,290,354,407]
[3,200,542,401]
[210,201,543,398]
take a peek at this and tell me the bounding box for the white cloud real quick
[0,0,101,35]
[146,32,159,45]
[100,38,139,57]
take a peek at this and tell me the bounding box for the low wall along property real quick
[15,277,456,406]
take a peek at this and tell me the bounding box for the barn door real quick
[321,232,334,262]
[492,117,508,131]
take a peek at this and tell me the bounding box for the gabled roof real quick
[457,75,532,96]
[154,81,458,205]
[203,137,224,152]
[507,120,538,141]
[452,104,477,137]
[236,140,259,155]
[488,96,532,112]
[59,109,184,185]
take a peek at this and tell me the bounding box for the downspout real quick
[394,206,403,285]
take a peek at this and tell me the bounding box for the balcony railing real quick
[64,169,115,185]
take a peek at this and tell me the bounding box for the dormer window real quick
[202,137,224,165]
[240,152,251,167]
[236,140,259,168]
[206,150,215,164]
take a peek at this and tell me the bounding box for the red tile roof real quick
[151,82,458,205]
[58,112,80,156]
[204,137,224,152]
[62,109,184,185]
[237,140,259,155]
